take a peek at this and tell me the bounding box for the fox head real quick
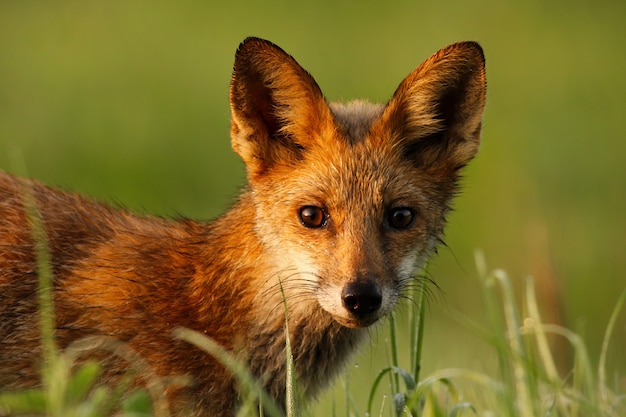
[229,38,486,329]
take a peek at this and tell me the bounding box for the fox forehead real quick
[329,100,385,144]
[285,133,420,211]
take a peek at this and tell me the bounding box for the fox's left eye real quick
[299,206,327,228]
[387,207,415,230]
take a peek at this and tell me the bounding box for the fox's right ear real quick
[229,37,334,179]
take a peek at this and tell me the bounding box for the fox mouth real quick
[333,313,381,329]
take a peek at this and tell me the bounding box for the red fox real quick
[0,38,486,415]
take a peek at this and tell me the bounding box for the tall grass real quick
[361,251,626,417]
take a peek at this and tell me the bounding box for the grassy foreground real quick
[1,233,624,417]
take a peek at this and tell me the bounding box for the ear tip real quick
[236,37,262,57]
[239,36,269,47]
[232,37,272,83]
[448,41,485,64]
[236,37,280,56]
[233,37,291,76]
[464,41,485,61]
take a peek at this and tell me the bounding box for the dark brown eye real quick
[387,207,415,230]
[299,206,327,228]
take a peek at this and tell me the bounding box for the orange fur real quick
[0,38,486,416]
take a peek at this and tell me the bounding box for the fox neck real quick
[189,190,367,401]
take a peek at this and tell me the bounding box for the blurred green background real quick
[1,0,625,414]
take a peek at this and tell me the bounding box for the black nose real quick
[341,281,382,315]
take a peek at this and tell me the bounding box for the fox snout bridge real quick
[341,281,382,315]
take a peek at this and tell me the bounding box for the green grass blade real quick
[173,327,284,417]
[598,290,626,405]
[491,269,535,417]
[278,279,300,417]
[410,270,428,384]
[449,402,477,416]
[366,366,396,415]
[0,389,48,413]
[10,152,64,416]
[63,335,171,417]
[524,276,560,383]
[388,312,400,396]
[64,361,101,405]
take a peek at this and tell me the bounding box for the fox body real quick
[0,38,486,415]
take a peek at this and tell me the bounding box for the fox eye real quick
[299,206,327,228]
[387,207,415,230]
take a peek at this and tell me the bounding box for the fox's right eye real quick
[387,207,415,230]
[298,206,327,228]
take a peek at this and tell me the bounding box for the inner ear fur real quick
[229,37,334,177]
[376,41,487,172]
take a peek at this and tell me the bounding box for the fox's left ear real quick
[374,42,486,172]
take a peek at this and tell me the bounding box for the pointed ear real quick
[229,37,334,178]
[375,42,486,172]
